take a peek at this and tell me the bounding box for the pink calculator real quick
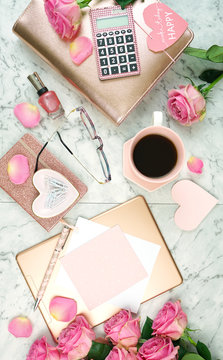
[90,5,140,80]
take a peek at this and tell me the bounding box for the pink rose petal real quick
[70,36,93,65]
[187,156,204,174]
[49,296,77,322]
[14,102,41,128]
[7,154,30,184]
[8,317,32,338]
[60,354,68,360]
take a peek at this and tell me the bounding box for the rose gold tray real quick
[16,196,182,340]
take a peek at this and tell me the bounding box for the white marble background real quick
[0,0,223,359]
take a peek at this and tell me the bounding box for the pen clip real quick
[60,219,75,229]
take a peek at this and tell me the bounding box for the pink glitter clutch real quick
[0,134,88,231]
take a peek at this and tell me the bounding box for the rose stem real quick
[203,73,223,95]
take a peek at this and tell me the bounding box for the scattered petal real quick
[49,296,77,322]
[14,102,41,128]
[7,154,30,184]
[70,36,93,65]
[8,317,32,338]
[187,156,204,174]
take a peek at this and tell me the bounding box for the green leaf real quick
[199,69,223,83]
[178,346,188,360]
[182,354,205,360]
[138,339,148,344]
[115,0,134,10]
[197,83,207,91]
[141,317,153,340]
[173,339,188,360]
[77,0,92,8]
[87,341,112,360]
[196,341,212,360]
[183,76,196,86]
[206,45,223,63]
[184,47,208,60]
[173,339,180,346]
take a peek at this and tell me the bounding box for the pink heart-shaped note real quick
[172,180,218,231]
[143,3,188,52]
[32,169,79,218]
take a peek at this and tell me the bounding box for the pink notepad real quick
[0,134,87,231]
[61,225,148,310]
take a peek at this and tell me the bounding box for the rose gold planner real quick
[16,196,182,340]
[13,0,193,125]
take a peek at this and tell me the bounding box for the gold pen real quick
[34,225,71,311]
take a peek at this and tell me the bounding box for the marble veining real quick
[0,0,223,359]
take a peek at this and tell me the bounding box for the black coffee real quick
[133,134,177,178]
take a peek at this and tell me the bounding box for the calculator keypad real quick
[111,66,119,74]
[100,58,108,66]
[129,63,138,72]
[119,55,127,63]
[99,48,107,57]
[116,36,124,44]
[95,28,140,80]
[109,57,117,65]
[117,45,125,54]
[125,35,133,43]
[106,37,115,45]
[128,54,136,62]
[108,47,116,55]
[97,38,105,47]
[102,68,109,76]
[120,65,128,73]
[126,44,135,52]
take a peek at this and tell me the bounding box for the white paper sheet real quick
[56,217,160,313]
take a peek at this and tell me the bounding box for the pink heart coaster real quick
[172,180,218,231]
[32,169,80,218]
[143,2,188,52]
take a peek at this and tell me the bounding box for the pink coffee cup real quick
[129,112,185,185]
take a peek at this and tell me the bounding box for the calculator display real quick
[96,15,129,30]
[90,5,140,80]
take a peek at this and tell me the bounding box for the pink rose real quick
[44,0,81,40]
[26,336,60,360]
[104,310,141,351]
[60,355,68,360]
[57,315,95,360]
[137,337,179,360]
[152,301,188,340]
[167,84,206,125]
[106,347,137,360]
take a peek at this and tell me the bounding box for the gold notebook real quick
[13,0,193,125]
[16,196,182,340]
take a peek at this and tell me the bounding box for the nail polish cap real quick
[27,72,48,96]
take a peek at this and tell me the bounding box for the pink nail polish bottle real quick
[28,72,65,120]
